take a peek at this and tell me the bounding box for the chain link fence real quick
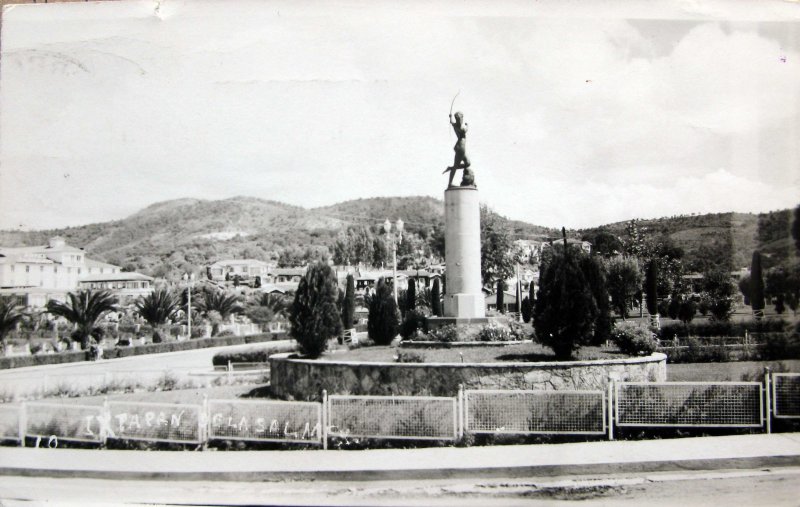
[465,389,606,435]
[208,399,322,444]
[772,373,800,419]
[107,401,203,444]
[0,405,20,442]
[327,395,457,441]
[616,382,763,427]
[25,402,105,443]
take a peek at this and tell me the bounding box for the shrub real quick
[477,322,512,342]
[400,309,427,340]
[611,321,657,356]
[520,296,532,323]
[368,278,399,345]
[507,320,528,341]
[396,350,425,363]
[428,324,459,343]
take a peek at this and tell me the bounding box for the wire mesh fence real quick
[107,401,203,444]
[772,374,800,419]
[0,405,20,442]
[208,399,322,444]
[465,390,606,435]
[616,382,763,427]
[25,402,105,443]
[327,395,457,441]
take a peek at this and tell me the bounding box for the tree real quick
[406,278,416,314]
[341,274,356,329]
[750,251,766,318]
[430,278,442,317]
[520,296,532,323]
[368,278,399,345]
[496,279,505,314]
[533,249,598,359]
[586,230,623,258]
[290,262,343,358]
[645,259,658,325]
[678,297,697,325]
[580,255,612,344]
[702,267,736,321]
[46,290,118,350]
[480,206,518,287]
[197,289,243,320]
[738,274,751,305]
[245,292,289,325]
[766,267,789,315]
[606,256,642,319]
[134,288,181,337]
[0,296,25,349]
[793,204,800,254]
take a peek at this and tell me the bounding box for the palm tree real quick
[46,290,118,349]
[0,296,25,350]
[134,288,181,340]
[197,288,243,320]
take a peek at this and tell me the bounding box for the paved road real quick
[0,467,798,506]
[0,341,294,399]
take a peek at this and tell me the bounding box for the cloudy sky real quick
[1,0,798,230]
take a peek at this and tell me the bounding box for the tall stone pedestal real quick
[428,185,487,332]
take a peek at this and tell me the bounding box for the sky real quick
[0,0,799,231]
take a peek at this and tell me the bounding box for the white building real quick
[0,237,152,307]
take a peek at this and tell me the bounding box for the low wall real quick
[269,353,667,401]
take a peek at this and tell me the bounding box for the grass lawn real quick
[323,342,627,363]
[667,359,800,381]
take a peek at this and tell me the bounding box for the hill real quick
[1,196,794,279]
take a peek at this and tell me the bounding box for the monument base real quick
[443,293,486,319]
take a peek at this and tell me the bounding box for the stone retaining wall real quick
[269,353,667,401]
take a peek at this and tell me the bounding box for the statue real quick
[443,110,475,187]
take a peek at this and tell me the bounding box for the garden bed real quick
[325,343,626,363]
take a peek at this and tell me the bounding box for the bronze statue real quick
[443,111,475,187]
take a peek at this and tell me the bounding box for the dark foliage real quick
[431,278,442,317]
[533,249,598,359]
[289,263,343,358]
[750,251,765,313]
[341,274,356,329]
[645,259,658,316]
[368,278,399,345]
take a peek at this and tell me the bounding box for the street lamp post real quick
[383,218,404,304]
[182,272,195,339]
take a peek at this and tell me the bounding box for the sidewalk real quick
[1,433,799,481]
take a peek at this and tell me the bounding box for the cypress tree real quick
[528,279,535,305]
[431,278,442,317]
[496,279,505,314]
[645,258,658,325]
[406,278,416,312]
[341,274,355,330]
[750,251,765,318]
[368,278,399,345]
[521,296,532,323]
[289,262,343,358]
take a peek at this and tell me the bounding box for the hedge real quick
[658,318,787,340]
[0,331,289,370]
[212,342,299,366]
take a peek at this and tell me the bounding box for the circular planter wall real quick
[269,352,667,401]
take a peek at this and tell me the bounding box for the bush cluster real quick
[395,350,426,363]
[611,321,658,356]
[400,309,428,339]
[428,324,459,342]
[477,322,512,342]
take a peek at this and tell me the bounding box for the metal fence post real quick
[102,397,110,446]
[457,384,464,440]
[764,367,771,434]
[321,390,328,450]
[607,376,614,441]
[18,402,27,447]
[201,395,209,447]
